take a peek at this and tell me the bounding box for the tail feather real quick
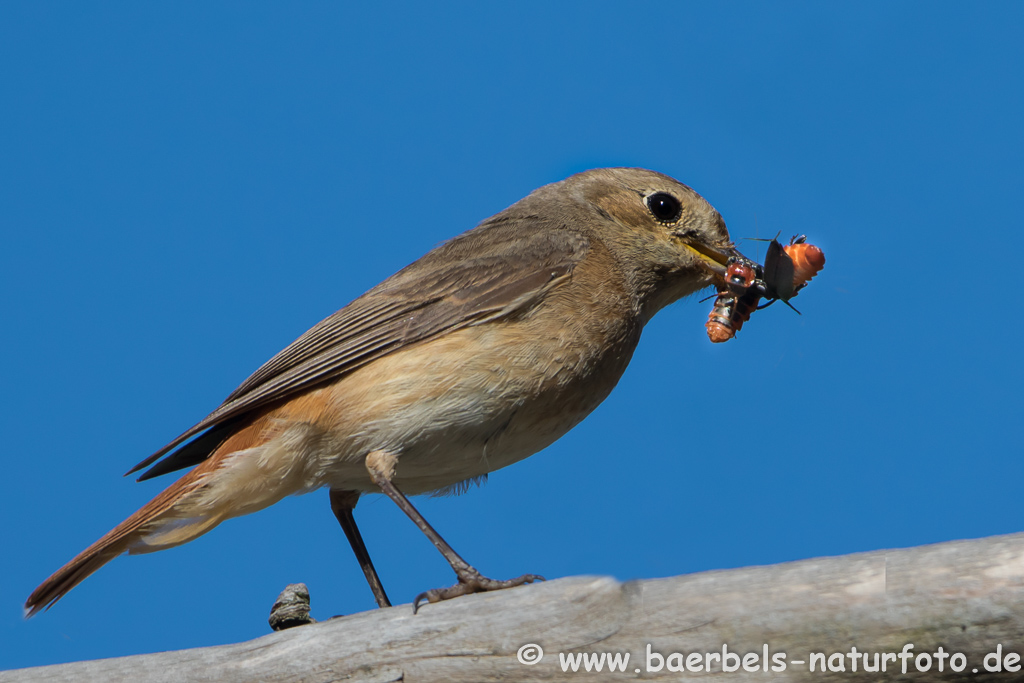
[25,466,212,616]
[26,408,290,616]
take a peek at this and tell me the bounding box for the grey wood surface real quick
[7,532,1024,682]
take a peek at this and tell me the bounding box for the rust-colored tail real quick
[27,408,294,616]
[25,466,213,616]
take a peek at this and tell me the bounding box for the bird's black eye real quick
[646,192,682,223]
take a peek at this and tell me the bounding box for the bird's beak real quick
[677,237,746,278]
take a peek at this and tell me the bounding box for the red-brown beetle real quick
[705,259,762,343]
[784,238,825,291]
[705,235,825,343]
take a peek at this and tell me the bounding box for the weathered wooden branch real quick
[7,532,1024,682]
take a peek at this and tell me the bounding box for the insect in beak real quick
[762,234,825,303]
[704,234,826,344]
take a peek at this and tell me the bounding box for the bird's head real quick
[551,167,749,322]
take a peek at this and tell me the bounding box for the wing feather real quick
[127,221,588,478]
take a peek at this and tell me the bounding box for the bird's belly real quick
[305,319,638,495]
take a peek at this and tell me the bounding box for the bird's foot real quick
[413,569,544,613]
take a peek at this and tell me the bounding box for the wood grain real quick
[8,532,1024,682]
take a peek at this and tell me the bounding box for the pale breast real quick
[300,300,640,495]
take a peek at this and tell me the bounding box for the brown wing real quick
[126,219,589,478]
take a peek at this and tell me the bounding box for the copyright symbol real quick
[517,643,544,665]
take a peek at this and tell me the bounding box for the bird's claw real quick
[413,572,544,613]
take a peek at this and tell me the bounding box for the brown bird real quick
[26,167,747,615]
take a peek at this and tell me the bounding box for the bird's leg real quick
[364,451,543,612]
[329,488,392,608]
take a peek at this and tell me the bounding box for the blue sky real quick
[3,1,1023,670]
